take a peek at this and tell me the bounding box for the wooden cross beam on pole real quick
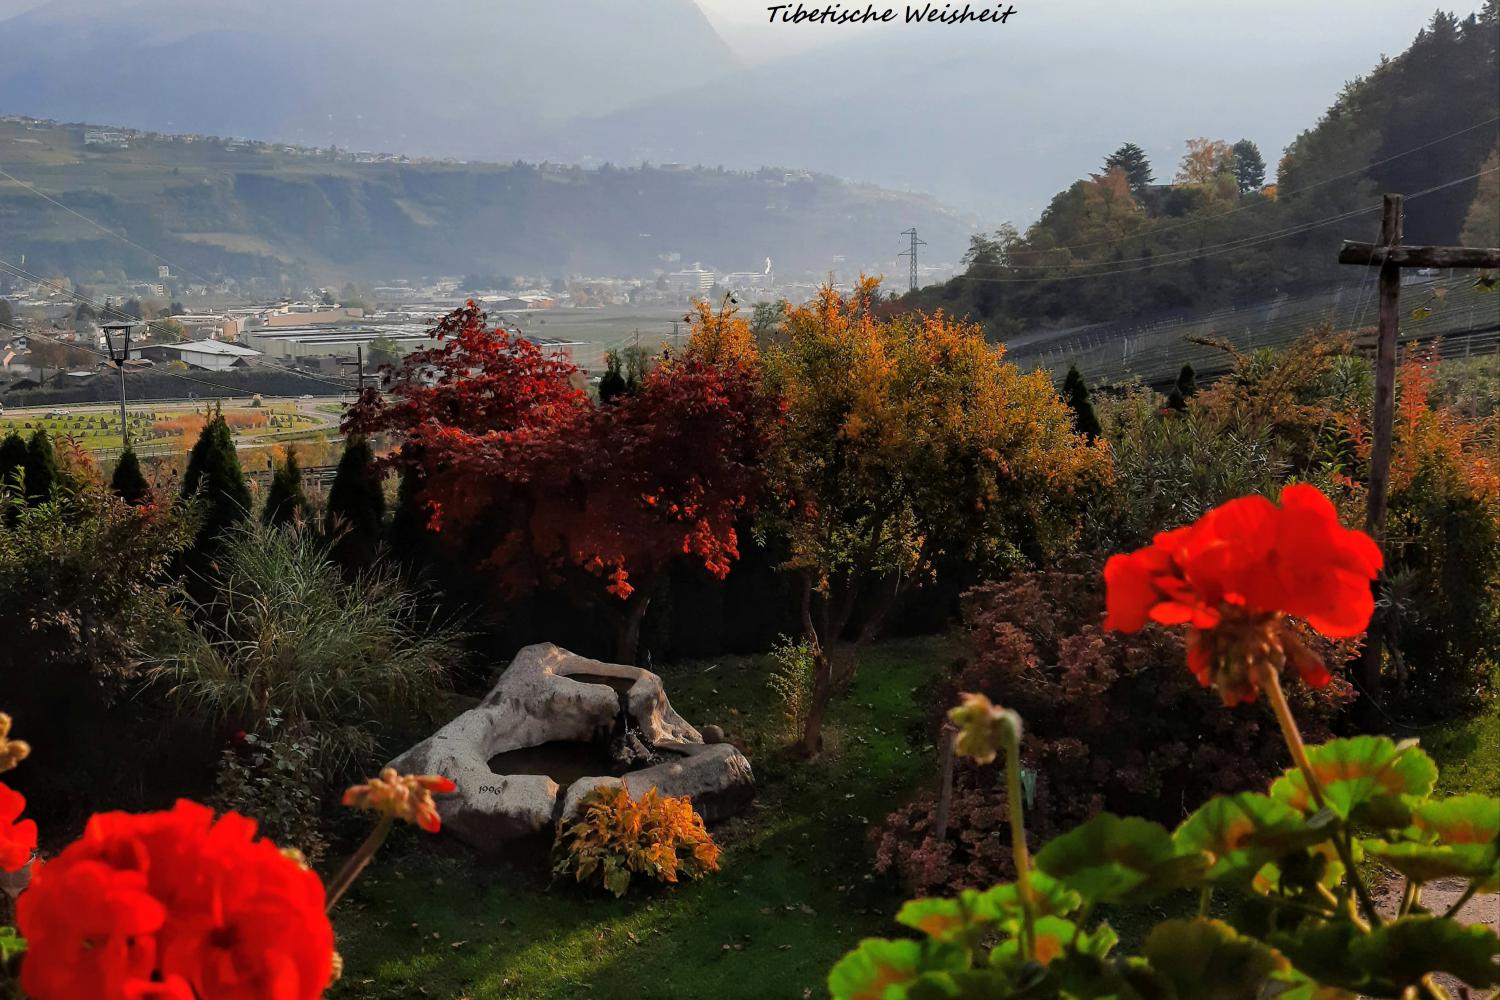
[1338,193,1500,706]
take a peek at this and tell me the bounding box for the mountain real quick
[0,118,975,284]
[534,2,1454,219]
[0,1,1454,220]
[0,0,738,154]
[906,8,1500,338]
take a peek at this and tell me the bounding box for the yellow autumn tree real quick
[1460,145,1499,248]
[683,295,760,366]
[1176,138,1238,201]
[763,278,1112,754]
[1078,166,1144,243]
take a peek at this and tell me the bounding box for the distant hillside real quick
[0,0,737,153]
[907,8,1500,338]
[0,120,974,285]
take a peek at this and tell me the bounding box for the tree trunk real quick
[799,646,833,757]
[614,590,653,665]
[829,640,861,691]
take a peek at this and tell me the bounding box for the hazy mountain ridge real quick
[0,0,738,153]
[0,0,1451,218]
[0,118,975,283]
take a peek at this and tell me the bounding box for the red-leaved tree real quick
[346,302,780,662]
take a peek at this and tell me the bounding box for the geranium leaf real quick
[1271,968,1357,1000]
[1413,794,1500,846]
[1354,916,1500,991]
[1276,916,1500,994]
[895,895,990,946]
[1175,792,1325,882]
[828,939,968,1000]
[0,926,26,962]
[1363,839,1500,888]
[1269,736,1436,824]
[989,915,1101,970]
[1036,813,1206,903]
[829,939,924,1000]
[1144,918,1289,999]
[971,873,1082,932]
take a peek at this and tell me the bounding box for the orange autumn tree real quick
[763,279,1111,754]
[1375,347,1499,682]
[347,302,780,663]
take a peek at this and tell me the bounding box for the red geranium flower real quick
[1103,484,1382,704]
[18,800,334,1000]
[0,782,37,872]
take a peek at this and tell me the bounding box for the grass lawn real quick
[1416,665,1500,797]
[329,636,956,1000]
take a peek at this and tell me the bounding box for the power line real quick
[951,167,1500,286]
[0,165,220,290]
[999,115,1500,259]
[1,320,347,402]
[897,228,926,292]
[0,258,355,390]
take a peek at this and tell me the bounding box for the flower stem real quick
[1443,882,1478,919]
[1398,878,1418,918]
[1262,667,1382,927]
[1002,717,1037,962]
[326,814,394,913]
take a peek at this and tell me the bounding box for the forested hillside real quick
[910,7,1499,338]
[0,121,972,284]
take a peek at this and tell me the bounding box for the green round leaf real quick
[1364,839,1499,888]
[1175,793,1325,882]
[1413,794,1500,846]
[828,939,969,1000]
[1144,918,1289,999]
[829,939,925,1000]
[1270,737,1436,825]
[1036,813,1206,904]
[1275,916,1500,994]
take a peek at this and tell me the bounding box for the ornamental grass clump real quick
[555,786,721,897]
[834,485,1499,999]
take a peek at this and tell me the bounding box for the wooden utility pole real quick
[1362,195,1404,543]
[1337,194,1500,703]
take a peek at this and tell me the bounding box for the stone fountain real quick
[387,643,754,851]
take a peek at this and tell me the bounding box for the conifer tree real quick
[261,447,308,527]
[1167,363,1198,412]
[110,448,151,505]
[0,431,26,495]
[598,349,627,403]
[388,464,429,567]
[1177,362,1199,400]
[23,428,60,504]
[181,408,251,547]
[1103,142,1154,197]
[1062,364,1102,441]
[325,436,385,571]
[1231,139,1266,193]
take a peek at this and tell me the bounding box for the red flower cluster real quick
[0,782,36,872]
[17,800,334,1000]
[1103,484,1382,704]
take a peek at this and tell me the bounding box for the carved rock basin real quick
[387,643,754,851]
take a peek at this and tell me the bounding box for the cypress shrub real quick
[181,409,251,548]
[1062,364,1102,441]
[261,447,308,527]
[110,448,151,505]
[23,429,60,504]
[325,437,385,571]
[0,432,26,495]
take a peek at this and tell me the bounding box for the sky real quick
[696,0,1453,64]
